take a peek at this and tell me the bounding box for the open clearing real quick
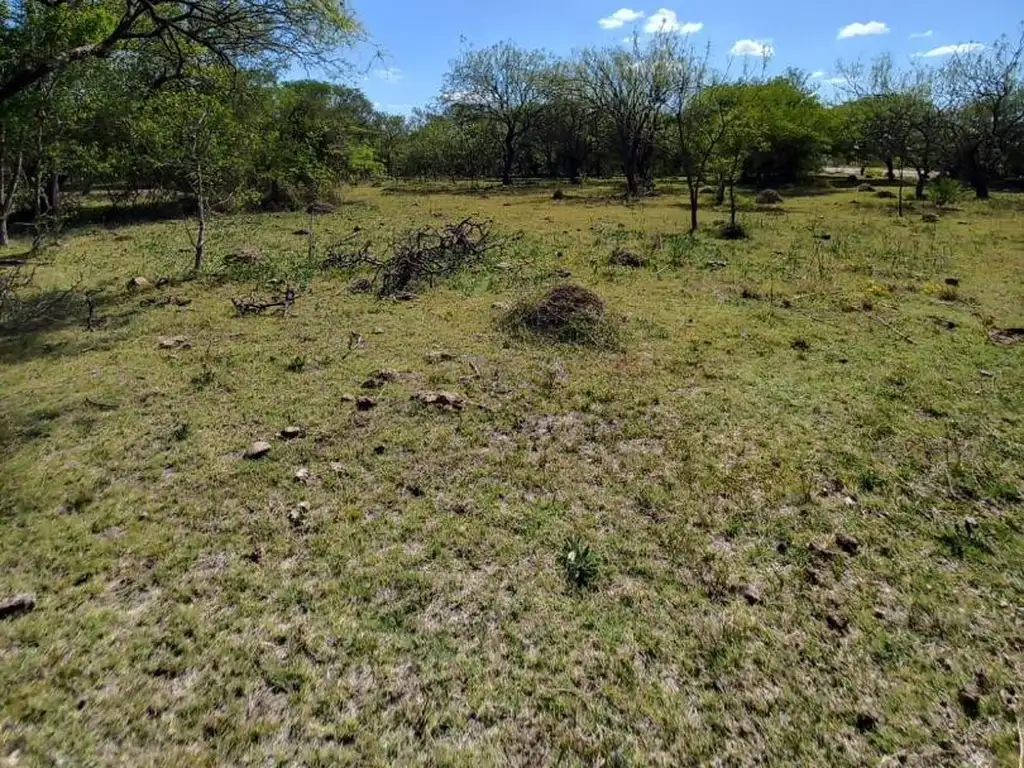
[2,182,1023,766]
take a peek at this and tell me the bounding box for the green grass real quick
[1,180,1023,765]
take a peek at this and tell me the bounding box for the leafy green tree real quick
[442,42,550,185]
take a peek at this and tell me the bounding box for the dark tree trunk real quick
[885,157,895,181]
[501,127,515,186]
[915,171,927,200]
[715,178,726,206]
[689,186,699,233]
[0,217,8,247]
[45,173,61,220]
[973,177,990,200]
[729,183,737,226]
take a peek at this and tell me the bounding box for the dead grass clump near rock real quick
[501,284,620,347]
[719,221,748,240]
[755,189,783,205]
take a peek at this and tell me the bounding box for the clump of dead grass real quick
[499,284,621,347]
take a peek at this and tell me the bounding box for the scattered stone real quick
[329,461,345,474]
[706,260,729,270]
[855,711,879,733]
[740,584,762,605]
[127,276,153,292]
[157,335,191,350]
[835,533,860,555]
[944,277,960,287]
[988,327,1024,346]
[809,542,838,560]
[280,426,305,441]
[244,441,271,460]
[0,594,35,620]
[826,613,850,633]
[425,350,458,364]
[922,213,940,223]
[958,687,981,718]
[362,369,400,389]
[979,370,994,378]
[413,391,466,411]
[356,396,377,411]
[857,183,876,193]
[288,502,310,528]
[340,394,357,403]
[755,189,783,205]
[873,607,888,621]
[294,467,312,484]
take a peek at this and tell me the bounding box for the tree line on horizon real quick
[1,2,1023,251]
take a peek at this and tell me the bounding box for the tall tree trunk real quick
[885,157,895,182]
[192,163,206,272]
[729,183,738,227]
[715,177,726,206]
[0,217,8,247]
[915,171,927,201]
[501,126,515,186]
[689,185,698,233]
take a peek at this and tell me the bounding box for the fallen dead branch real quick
[324,218,504,298]
[231,285,298,317]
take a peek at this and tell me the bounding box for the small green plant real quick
[171,422,191,442]
[190,364,216,390]
[285,356,307,373]
[562,535,599,590]
[929,177,965,208]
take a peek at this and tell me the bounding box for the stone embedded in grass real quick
[988,327,1024,346]
[356,396,377,411]
[244,441,271,460]
[157,336,191,350]
[361,369,399,389]
[412,391,466,412]
[294,467,312,484]
[855,711,879,733]
[280,426,305,441]
[0,594,35,621]
[958,687,981,718]
[288,502,309,528]
[835,533,860,555]
[126,276,152,292]
[740,584,762,605]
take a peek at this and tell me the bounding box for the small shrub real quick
[755,189,783,205]
[562,535,599,590]
[285,356,307,373]
[719,221,748,240]
[929,177,965,208]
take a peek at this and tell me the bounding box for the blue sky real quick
[340,0,1022,113]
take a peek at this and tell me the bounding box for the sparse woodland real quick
[1,3,1024,766]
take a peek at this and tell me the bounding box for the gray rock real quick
[280,426,306,441]
[244,441,271,460]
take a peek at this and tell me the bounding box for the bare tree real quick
[442,42,550,185]
[0,122,25,247]
[575,36,675,198]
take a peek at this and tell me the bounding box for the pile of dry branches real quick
[324,218,501,298]
[231,284,298,316]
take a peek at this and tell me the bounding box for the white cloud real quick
[909,29,933,39]
[823,76,848,86]
[599,8,644,29]
[810,70,825,78]
[837,21,890,40]
[913,42,984,57]
[644,9,703,35]
[729,39,774,57]
[373,67,403,82]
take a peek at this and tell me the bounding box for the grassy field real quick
[1,179,1023,766]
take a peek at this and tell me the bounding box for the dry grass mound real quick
[608,247,647,268]
[501,284,619,346]
[858,183,876,193]
[755,189,783,205]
